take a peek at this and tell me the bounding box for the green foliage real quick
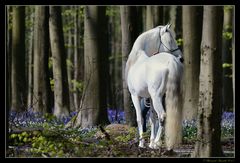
[78,6,84,19]
[43,113,58,123]
[176,38,183,46]
[49,78,54,91]
[224,5,233,12]
[223,31,232,40]
[71,80,83,93]
[109,54,123,61]
[66,59,74,69]
[222,63,232,69]
[8,121,234,157]
[48,57,53,69]
[25,16,34,30]
[7,7,13,31]
[115,127,137,143]
[182,125,197,143]
[9,131,41,147]
[106,6,118,17]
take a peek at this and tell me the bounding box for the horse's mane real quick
[125,26,163,82]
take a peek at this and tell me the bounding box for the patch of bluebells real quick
[182,119,197,140]
[221,112,234,137]
[9,108,78,128]
[107,108,126,124]
[49,111,78,125]
[181,111,235,139]
[9,108,45,128]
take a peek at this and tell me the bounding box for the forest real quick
[6,5,234,158]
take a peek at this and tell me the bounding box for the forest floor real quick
[7,124,235,158]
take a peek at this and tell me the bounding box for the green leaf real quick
[223,32,232,40]
[222,63,232,68]
[176,38,183,46]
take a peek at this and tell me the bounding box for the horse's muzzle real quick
[180,57,184,63]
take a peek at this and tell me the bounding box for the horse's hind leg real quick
[149,106,157,149]
[141,98,150,132]
[151,96,166,149]
[131,95,145,148]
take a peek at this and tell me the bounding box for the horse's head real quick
[160,24,183,62]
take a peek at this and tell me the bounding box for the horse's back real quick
[145,52,183,83]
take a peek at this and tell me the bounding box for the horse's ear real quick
[160,25,168,36]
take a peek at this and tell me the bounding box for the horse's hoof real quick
[139,141,145,148]
[139,144,146,148]
[152,143,161,149]
[148,143,155,149]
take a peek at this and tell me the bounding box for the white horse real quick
[126,24,183,150]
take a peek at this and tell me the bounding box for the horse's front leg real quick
[131,95,145,148]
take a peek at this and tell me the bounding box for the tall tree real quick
[26,6,34,109]
[11,6,26,111]
[182,6,203,120]
[120,6,138,127]
[73,6,81,111]
[74,6,109,128]
[32,6,51,113]
[136,6,143,33]
[222,6,233,112]
[49,6,70,117]
[163,6,170,25]
[232,7,235,111]
[146,6,154,30]
[146,6,163,30]
[154,6,164,26]
[7,6,12,112]
[169,6,182,39]
[192,6,224,157]
[108,6,123,112]
[65,6,75,111]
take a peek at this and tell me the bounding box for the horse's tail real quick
[165,57,183,150]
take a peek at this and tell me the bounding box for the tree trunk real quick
[163,6,170,25]
[27,7,34,109]
[49,6,70,118]
[7,6,12,112]
[136,6,143,33]
[153,6,163,26]
[74,6,109,128]
[109,7,123,112]
[146,6,154,30]
[232,7,235,111]
[120,6,138,127]
[66,8,75,112]
[73,6,81,111]
[146,6,163,30]
[182,6,203,120]
[192,6,224,157]
[169,6,182,39]
[32,6,51,113]
[11,6,26,112]
[169,5,177,36]
[222,6,233,112]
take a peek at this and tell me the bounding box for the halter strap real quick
[153,26,180,56]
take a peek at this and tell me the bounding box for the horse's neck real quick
[133,27,162,56]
